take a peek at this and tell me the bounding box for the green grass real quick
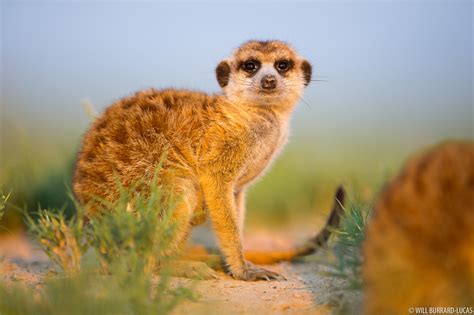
[0,170,194,315]
[327,196,371,288]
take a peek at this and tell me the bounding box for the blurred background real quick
[1,0,472,228]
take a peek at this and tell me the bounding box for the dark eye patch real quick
[238,59,261,75]
[275,59,294,74]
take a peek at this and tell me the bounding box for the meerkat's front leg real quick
[201,175,281,281]
[235,188,246,237]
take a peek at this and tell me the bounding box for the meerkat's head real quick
[216,40,312,106]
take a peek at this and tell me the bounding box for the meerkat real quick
[73,40,339,281]
[363,142,474,314]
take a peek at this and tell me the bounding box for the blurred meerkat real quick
[73,40,326,281]
[363,142,474,314]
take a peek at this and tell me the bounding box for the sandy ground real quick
[0,223,355,315]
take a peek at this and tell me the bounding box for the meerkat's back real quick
[363,142,474,314]
[73,88,213,209]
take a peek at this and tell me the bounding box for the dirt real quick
[0,223,353,315]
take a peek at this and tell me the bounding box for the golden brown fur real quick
[73,40,314,280]
[363,142,474,314]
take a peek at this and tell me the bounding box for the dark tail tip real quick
[333,185,346,221]
[335,185,345,207]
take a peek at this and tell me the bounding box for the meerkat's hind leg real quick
[160,179,219,280]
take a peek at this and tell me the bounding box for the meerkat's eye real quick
[242,60,260,73]
[275,60,291,72]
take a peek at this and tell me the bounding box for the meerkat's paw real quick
[170,261,219,280]
[231,261,285,281]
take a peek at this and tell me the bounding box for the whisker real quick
[286,89,312,109]
[299,96,312,109]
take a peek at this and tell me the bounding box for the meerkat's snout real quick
[257,65,280,92]
[261,74,277,90]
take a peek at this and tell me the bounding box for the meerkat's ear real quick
[216,60,231,88]
[301,60,312,86]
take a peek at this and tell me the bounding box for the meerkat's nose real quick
[261,75,277,90]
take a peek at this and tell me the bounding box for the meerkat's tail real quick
[243,186,345,265]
